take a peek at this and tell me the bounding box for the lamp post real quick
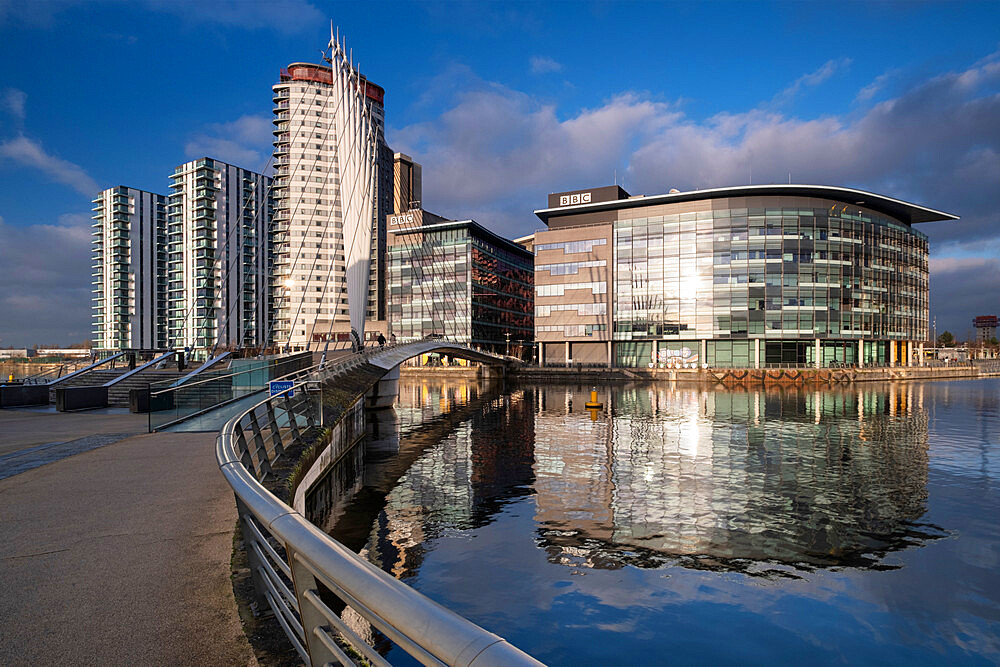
[505,331,511,357]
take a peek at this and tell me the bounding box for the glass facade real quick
[388,221,534,356]
[612,198,928,366]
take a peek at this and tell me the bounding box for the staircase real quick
[49,368,189,407]
[48,369,128,403]
[107,369,188,408]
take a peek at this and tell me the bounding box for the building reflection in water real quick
[306,378,536,583]
[309,379,939,589]
[535,382,937,572]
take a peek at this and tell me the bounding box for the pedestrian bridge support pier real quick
[365,365,399,409]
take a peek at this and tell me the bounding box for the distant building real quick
[533,184,959,368]
[35,348,91,357]
[393,152,422,215]
[387,212,534,357]
[91,186,168,350]
[974,315,997,342]
[0,349,32,359]
[513,233,536,254]
[166,157,272,351]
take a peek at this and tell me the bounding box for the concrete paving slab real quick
[0,432,135,481]
[0,408,148,458]
[0,430,257,666]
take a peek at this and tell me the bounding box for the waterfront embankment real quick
[405,364,989,385]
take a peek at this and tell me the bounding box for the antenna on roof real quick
[614,168,617,186]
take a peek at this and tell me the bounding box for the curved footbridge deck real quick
[217,340,541,666]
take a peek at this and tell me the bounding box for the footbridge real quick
[362,339,519,409]
[216,338,540,666]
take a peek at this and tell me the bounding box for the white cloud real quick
[391,52,999,242]
[389,51,1000,332]
[855,70,895,102]
[0,135,98,195]
[0,213,94,346]
[3,87,26,120]
[772,58,852,106]
[530,56,563,74]
[184,114,273,170]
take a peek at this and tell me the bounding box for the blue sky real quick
[0,0,998,345]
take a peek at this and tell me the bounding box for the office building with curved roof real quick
[533,184,958,368]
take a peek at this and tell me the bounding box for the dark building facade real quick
[388,213,534,357]
[534,184,958,368]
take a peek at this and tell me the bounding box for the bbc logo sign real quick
[559,192,592,206]
[389,213,416,225]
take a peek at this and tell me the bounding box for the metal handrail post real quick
[236,497,271,615]
[265,401,285,459]
[247,408,273,479]
[287,546,340,667]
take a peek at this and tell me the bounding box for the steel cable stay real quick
[334,42,379,354]
[268,50,359,353]
[259,38,370,354]
[288,39,377,353]
[177,45,331,358]
[312,117,377,356]
[266,44,376,358]
[314,42,378,355]
[323,75,376,353]
[305,47,371,354]
[261,43,352,353]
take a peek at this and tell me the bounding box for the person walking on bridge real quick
[377,333,386,350]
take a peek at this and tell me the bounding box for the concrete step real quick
[49,369,129,402]
[106,371,188,407]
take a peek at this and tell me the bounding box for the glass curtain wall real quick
[470,236,534,355]
[388,227,471,342]
[613,199,928,367]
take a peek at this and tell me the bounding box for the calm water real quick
[306,378,1000,665]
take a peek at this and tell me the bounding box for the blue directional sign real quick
[269,380,294,398]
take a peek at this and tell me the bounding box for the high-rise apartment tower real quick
[166,157,271,352]
[91,186,168,350]
[270,61,392,350]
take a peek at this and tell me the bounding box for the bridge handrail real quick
[149,351,313,397]
[44,351,128,387]
[102,350,178,387]
[167,351,233,388]
[216,346,543,666]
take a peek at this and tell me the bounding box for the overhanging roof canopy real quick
[534,184,959,226]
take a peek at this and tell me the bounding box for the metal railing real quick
[972,359,1000,374]
[15,358,91,384]
[43,351,129,386]
[216,349,543,667]
[148,352,314,431]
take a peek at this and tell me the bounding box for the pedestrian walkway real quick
[0,422,256,665]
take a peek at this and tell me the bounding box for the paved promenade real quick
[0,409,256,665]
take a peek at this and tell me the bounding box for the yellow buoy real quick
[585,388,603,410]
